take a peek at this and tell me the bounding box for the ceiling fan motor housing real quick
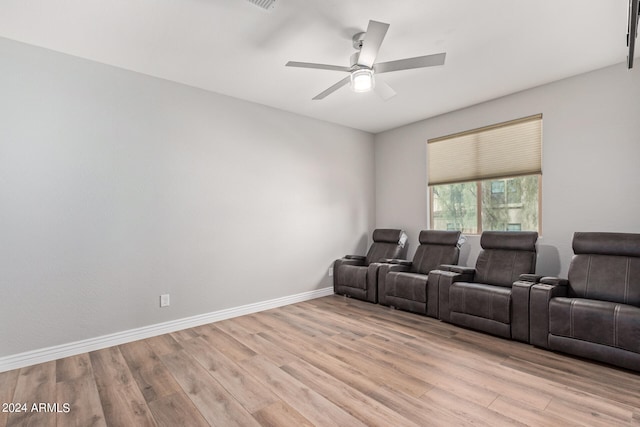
[350,32,367,67]
[352,32,366,50]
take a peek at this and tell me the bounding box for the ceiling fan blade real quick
[374,53,446,74]
[312,76,351,100]
[357,20,390,67]
[286,61,352,72]
[374,80,396,101]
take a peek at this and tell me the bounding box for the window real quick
[490,180,505,205]
[428,115,542,234]
[507,179,522,205]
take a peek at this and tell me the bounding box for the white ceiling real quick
[0,1,634,133]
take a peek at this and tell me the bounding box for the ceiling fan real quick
[286,20,446,100]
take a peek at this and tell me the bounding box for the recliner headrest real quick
[480,231,538,251]
[573,232,640,258]
[372,229,406,246]
[419,230,461,246]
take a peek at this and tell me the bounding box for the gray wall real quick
[0,38,375,357]
[375,63,640,277]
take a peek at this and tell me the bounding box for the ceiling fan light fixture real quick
[350,68,375,92]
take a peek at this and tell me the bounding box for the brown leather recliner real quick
[429,231,540,342]
[377,230,461,317]
[530,232,640,372]
[333,229,407,303]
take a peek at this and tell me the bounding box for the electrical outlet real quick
[160,294,170,307]
[328,267,333,277]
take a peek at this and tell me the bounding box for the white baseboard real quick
[0,286,334,373]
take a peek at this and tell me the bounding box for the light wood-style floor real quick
[1,295,639,426]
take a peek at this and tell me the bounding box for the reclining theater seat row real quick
[378,230,461,317]
[530,232,640,372]
[429,231,539,343]
[333,229,407,303]
[335,229,640,372]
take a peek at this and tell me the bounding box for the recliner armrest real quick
[386,259,413,266]
[344,255,366,261]
[529,282,569,348]
[380,264,412,273]
[511,279,538,342]
[377,263,412,306]
[333,257,367,296]
[448,266,476,275]
[437,264,462,272]
[519,274,543,283]
[335,258,365,268]
[539,276,569,287]
[429,269,474,321]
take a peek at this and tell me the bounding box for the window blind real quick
[427,114,542,186]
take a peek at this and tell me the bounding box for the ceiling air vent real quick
[246,0,276,10]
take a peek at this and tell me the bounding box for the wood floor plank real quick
[356,333,500,407]
[501,355,640,408]
[119,340,183,403]
[214,317,299,367]
[56,375,107,427]
[253,310,435,398]
[488,395,583,427]
[312,297,453,344]
[144,334,183,356]
[256,328,406,398]
[553,385,637,422]
[368,309,459,339]
[253,329,471,426]
[251,310,323,340]
[362,328,561,411]
[362,382,475,426]
[300,300,420,342]
[291,344,480,427]
[197,324,257,362]
[89,347,157,427]
[7,362,56,427]
[55,353,104,426]
[147,392,209,427]
[325,332,438,397]
[212,317,256,338]
[269,305,342,337]
[181,336,279,413]
[259,327,433,398]
[240,355,369,427]
[282,358,422,427]
[160,349,259,427]
[169,328,200,343]
[56,353,92,383]
[358,332,553,410]
[544,390,635,427]
[252,401,314,427]
[279,303,367,337]
[421,386,525,427]
[231,311,275,334]
[0,369,19,427]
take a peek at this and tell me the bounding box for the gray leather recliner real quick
[530,232,640,372]
[378,230,461,317]
[333,229,407,303]
[429,231,539,342]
